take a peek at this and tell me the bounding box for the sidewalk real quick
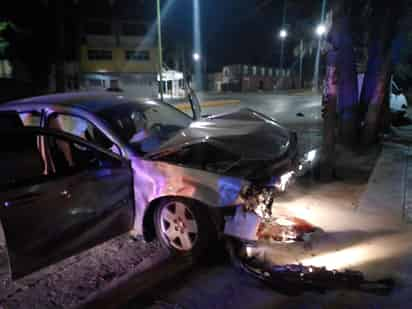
[360,125,412,222]
[359,142,412,223]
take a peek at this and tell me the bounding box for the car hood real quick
[154,108,292,161]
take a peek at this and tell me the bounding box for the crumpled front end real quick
[224,149,320,244]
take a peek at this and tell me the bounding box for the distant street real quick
[172,91,323,154]
[195,91,322,129]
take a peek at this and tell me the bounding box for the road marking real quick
[175,99,240,111]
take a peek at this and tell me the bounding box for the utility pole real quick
[299,39,304,88]
[156,0,164,102]
[313,0,327,92]
[280,0,287,70]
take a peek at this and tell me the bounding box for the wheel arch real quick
[142,196,217,242]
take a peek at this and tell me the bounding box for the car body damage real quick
[0,92,308,279]
[224,149,320,243]
[126,108,298,236]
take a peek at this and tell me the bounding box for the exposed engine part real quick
[238,149,320,216]
[238,182,318,243]
[226,238,395,296]
[240,185,276,218]
[224,206,319,244]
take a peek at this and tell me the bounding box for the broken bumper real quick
[224,149,320,243]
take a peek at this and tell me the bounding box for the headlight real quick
[306,149,317,162]
[275,171,295,192]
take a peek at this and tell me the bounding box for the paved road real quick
[170,91,323,155]
[195,91,322,129]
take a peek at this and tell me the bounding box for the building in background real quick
[208,64,296,92]
[80,18,159,98]
[158,69,185,98]
[221,65,276,92]
[208,72,223,92]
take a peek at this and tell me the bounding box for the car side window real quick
[48,113,121,155]
[48,134,123,176]
[19,112,41,127]
[0,131,123,190]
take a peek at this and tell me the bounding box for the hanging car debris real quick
[226,238,395,296]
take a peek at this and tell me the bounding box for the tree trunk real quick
[320,64,338,181]
[320,8,339,181]
[362,55,392,144]
[336,15,359,147]
[361,1,402,145]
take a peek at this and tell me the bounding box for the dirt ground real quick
[0,235,161,309]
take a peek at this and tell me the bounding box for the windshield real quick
[99,101,192,154]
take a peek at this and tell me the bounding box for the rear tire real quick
[154,198,214,258]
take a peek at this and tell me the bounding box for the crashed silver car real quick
[0,92,304,279]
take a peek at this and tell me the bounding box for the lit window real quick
[243,65,249,75]
[125,50,150,61]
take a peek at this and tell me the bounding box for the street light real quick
[279,29,288,39]
[316,24,326,37]
[279,29,288,71]
[193,52,200,62]
[313,0,328,92]
[156,0,164,102]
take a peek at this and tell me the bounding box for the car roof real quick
[0,92,160,113]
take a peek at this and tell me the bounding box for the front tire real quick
[154,198,213,257]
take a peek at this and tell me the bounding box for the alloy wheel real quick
[159,201,199,251]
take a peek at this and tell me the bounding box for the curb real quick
[358,142,410,224]
[175,99,240,111]
[78,252,193,309]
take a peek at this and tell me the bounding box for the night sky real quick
[145,0,291,71]
[0,0,323,72]
[146,0,323,72]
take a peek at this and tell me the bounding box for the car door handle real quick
[4,192,41,208]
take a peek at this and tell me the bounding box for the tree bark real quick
[320,8,339,181]
[361,1,402,145]
[362,55,392,145]
[336,15,359,147]
[320,64,338,181]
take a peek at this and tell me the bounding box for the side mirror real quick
[184,74,201,120]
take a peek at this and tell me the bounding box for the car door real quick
[0,128,135,279]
